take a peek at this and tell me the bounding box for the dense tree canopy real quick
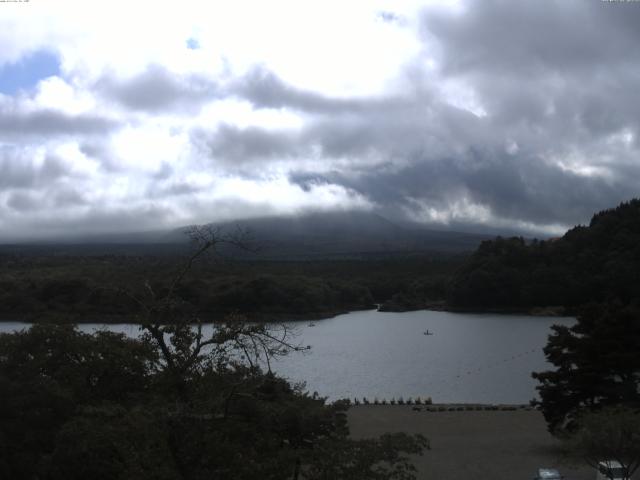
[0,252,459,321]
[532,303,640,434]
[449,199,640,310]
[0,322,428,479]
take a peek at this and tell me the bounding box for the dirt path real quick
[348,405,594,480]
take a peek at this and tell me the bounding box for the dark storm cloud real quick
[423,0,640,75]
[3,203,177,242]
[147,179,204,199]
[78,142,104,159]
[0,107,119,138]
[153,162,174,180]
[191,124,302,164]
[71,204,174,233]
[202,1,640,233]
[232,66,419,115]
[217,71,637,230]
[0,148,70,188]
[79,141,123,172]
[97,64,220,112]
[5,185,88,212]
[422,0,640,137]
[7,191,39,212]
[289,148,635,231]
[233,67,356,113]
[412,0,640,226]
[196,82,489,167]
[52,188,87,208]
[201,83,638,228]
[450,151,626,226]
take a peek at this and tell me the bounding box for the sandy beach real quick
[348,405,596,480]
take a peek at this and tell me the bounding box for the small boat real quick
[423,330,433,336]
[308,322,316,327]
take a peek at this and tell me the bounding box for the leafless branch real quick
[117,224,305,387]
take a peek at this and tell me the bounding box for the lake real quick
[0,309,573,404]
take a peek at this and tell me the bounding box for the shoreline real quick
[0,309,354,324]
[381,303,572,317]
[0,304,573,324]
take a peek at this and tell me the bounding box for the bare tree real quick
[121,224,307,391]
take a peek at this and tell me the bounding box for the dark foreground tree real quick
[0,324,157,479]
[532,303,640,434]
[0,324,427,480]
[562,406,640,480]
[0,226,428,479]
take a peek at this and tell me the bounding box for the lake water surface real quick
[1,309,573,404]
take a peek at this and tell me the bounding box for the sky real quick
[1,0,639,240]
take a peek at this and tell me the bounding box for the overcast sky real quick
[1,0,639,240]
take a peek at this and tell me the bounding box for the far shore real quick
[0,304,574,325]
[0,309,353,325]
[382,302,573,317]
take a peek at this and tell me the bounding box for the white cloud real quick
[0,0,638,239]
[32,76,96,114]
[110,124,189,173]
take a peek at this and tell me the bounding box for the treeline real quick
[0,254,461,321]
[449,199,640,311]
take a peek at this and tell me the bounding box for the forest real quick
[448,199,640,312]
[0,252,460,322]
[3,199,640,322]
[2,199,640,323]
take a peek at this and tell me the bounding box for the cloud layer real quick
[0,0,638,240]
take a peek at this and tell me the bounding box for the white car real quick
[596,460,629,480]
[534,468,563,479]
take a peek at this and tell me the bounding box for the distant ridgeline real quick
[0,210,477,322]
[448,199,640,312]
